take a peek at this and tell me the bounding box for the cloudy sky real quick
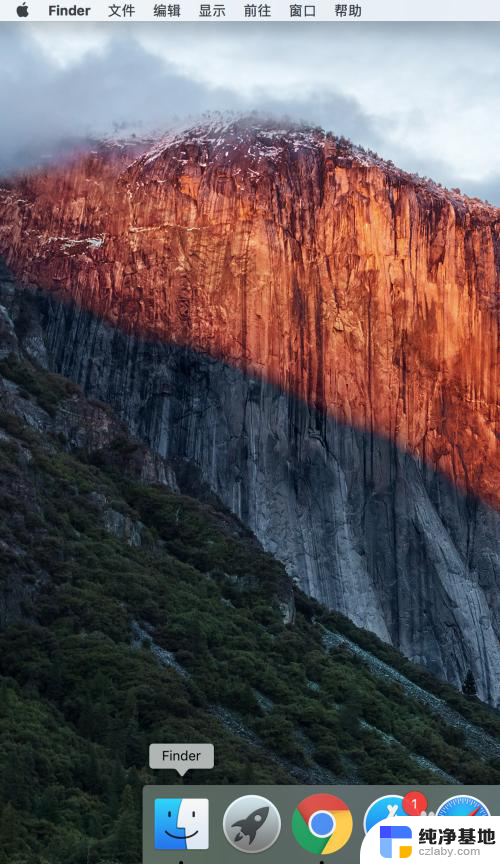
[1,22,500,203]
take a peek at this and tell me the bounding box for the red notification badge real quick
[402,791,428,816]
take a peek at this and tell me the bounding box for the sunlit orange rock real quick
[0,118,498,508]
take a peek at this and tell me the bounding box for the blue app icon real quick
[364,795,404,834]
[154,798,209,850]
[436,795,490,817]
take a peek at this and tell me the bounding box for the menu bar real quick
[5,0,500,22]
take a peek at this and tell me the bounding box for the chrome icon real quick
[292,793,353,855]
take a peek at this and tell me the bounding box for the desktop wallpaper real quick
[0,21,498,864]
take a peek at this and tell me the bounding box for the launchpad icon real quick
[223,795,281,853]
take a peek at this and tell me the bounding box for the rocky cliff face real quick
[0,117,498,704]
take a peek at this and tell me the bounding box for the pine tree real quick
[111,784,141,863]
[242,760,256,784]
[107,760,126,818]
[462,669,477,697]
[0,803,22,861]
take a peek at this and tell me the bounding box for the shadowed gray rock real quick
[1,266,499,707]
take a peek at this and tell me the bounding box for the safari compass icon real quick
[223,795,281,853]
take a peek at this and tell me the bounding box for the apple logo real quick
[17,2,29,16]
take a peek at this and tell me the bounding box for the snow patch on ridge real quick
[45,235,105,251]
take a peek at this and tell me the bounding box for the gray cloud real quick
[0,23,499,205]
[0,26,379,165]
[0,28,239,171]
